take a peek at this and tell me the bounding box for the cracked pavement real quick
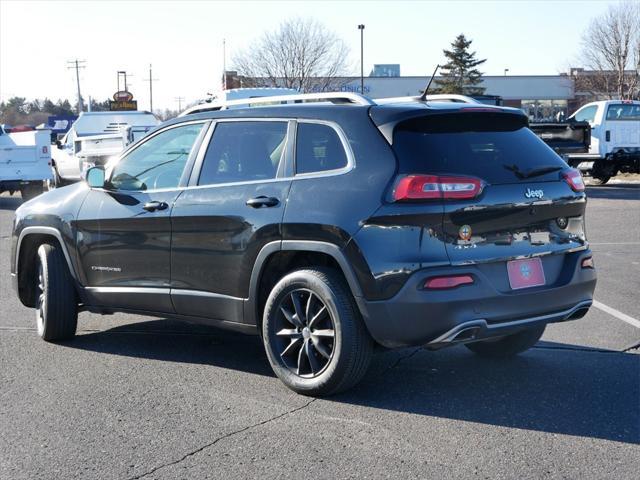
[1,184,639,479]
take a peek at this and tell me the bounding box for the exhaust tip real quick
[449,326,482,343]
[566,307,589,321]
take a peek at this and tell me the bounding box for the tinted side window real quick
[573,105,597,123]
[295,123,348,174]
[198,121,287,185]
[606,104,640,120]
[110,123,204,191]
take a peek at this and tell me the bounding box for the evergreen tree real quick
[435,34,486,95]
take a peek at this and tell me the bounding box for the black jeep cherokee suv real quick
[10,94,597,395]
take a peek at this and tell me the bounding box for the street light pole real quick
[358,24,365,95]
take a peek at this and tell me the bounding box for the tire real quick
[262,268,373,396]
[465,324,546,358]
[589,175,610,185]
[35,243,78,341]
[45,166,62,191]
[20,182,44,201]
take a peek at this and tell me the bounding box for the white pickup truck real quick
[0,126,53,200]
[565,100,640,184]
[52,111,160,184]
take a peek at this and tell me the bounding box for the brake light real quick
[393,175,485,201]
[563,168,585,192]
[424,275,474,289]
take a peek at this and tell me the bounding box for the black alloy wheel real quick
[273,288,335,377]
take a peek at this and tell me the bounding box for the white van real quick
[568,100,640,183]
[52,111,160,183]
[0,126,53,200]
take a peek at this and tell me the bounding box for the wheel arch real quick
[246,240,365,328]
[15,227,79,307]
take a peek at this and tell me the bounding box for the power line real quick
[143,64,159,113]
[67,59,86,113]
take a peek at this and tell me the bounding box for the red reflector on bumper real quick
[424,275,474,289]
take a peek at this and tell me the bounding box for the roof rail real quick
[374,94,479,105]
[180,92,376,116]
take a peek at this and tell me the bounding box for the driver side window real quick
[110,122,205,191]
[573,105,597,123]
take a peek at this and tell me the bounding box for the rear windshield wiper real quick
[503,164,563,179]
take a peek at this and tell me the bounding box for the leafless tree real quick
[580,1,640,99]
[232,18,353,92]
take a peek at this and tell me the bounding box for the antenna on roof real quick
[419,64,440,102]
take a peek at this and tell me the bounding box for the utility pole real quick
[143,64,159,112]
[67,59,86,113]
[174,96,185,111]
[357,25,365,95]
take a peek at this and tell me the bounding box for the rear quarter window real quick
[606,104,640,121]
[295,122,348,174]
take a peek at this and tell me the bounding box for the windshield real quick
[393,113,567,184]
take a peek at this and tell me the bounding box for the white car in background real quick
[52,111,160,184]
[568,100,640,184]
[0,126,53,200]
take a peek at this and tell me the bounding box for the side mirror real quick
[56,140,63,149]
[85,166,105,188]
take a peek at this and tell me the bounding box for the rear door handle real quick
[246,196,279,208]
[143,201,168,212]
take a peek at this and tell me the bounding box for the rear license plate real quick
[507,258,546,290]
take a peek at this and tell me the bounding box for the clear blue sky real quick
[0,0,618,110]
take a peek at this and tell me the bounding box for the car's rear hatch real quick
[376,106,588,288]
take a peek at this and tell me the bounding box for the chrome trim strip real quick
[180,92,374,116]
[85,287,171,295]
[171,289,244,301]
[84,286,244,301]
[450,245,588,266]
[428,300,593,345]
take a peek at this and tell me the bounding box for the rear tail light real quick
[563,169,585,192]
[581,257,594,269]
[424,275,474,289]
[393,175,485,201]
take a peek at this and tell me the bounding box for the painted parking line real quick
[593,300,640,329]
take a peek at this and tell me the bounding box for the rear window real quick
[606,104,640,121]
[393,113,566,184]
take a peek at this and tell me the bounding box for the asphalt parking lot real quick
[1,184,638,479]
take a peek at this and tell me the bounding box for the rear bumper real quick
[357,250,597,348]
